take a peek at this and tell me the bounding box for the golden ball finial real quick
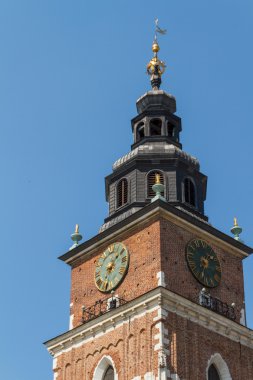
[152,41,160,53]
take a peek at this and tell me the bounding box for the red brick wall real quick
[70,216,245,328]
[160,218,245,323]
[166,312,253,379]
[53,307,253,380]
[54,309,159,380]
[70,220,162,328]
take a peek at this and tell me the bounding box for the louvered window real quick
[147,171,164,198]
[208,364,220,380]
[184,178,195,207]
[117,179,128,208]
[103,366,114,380]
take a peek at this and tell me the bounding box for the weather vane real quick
[154,18,167,41]
[147,19,167,90]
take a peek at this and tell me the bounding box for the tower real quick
[44,25,253,380]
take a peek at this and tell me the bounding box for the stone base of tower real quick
[45,287,253,380]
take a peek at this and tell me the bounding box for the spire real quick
[147,19,166,90]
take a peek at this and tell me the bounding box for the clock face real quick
[186,239,221,288]
[94,242,129,293]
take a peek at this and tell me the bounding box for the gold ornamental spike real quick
[155,173,161,184]
[233,217,238,227]
[75,224,79,233]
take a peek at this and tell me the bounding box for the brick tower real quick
[45,27,253,380]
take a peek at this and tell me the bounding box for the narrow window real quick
[167,122,174,137]
[184,178,195,207]
[117,179,128,208]
[150,118,162,136]
[103,366,114,380]
[208,364,220,380]
[147,171,164,198]
[136,122,145,141]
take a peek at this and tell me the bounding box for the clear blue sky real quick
[0,1,252,379]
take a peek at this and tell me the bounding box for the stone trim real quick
[93,355,118,380]
[44,287,253,357]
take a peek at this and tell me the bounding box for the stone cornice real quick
[59,201,252,266]
[44,287,253,357]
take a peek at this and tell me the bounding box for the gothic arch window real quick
[206,353,232,380]
[103,366,114,380]
[208,364,220,380]
[116,178,128,208]
[183,177,196,207]
[150,118,162,136]
[136,122,145,142]
[147,171,164,198]
[93,355,118,380]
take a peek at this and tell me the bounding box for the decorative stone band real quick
[44,286,253,358]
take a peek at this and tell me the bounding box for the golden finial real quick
[155,173,161,184]
[234,217,238,227]
[152,41,160,53]
[75,224,79,233]
[147,19,167,90]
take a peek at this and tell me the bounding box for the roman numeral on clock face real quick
[94,242,129,292]
[186,238,221,288]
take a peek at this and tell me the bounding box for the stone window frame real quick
[93,355,118,380]
[146,169,166,199]
[206,353,232,380]
[181,176,197,208]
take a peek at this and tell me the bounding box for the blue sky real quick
[0,1,252,379]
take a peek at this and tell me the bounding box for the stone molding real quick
[44,287,253,357]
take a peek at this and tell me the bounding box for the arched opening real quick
[184,178,196,207]
[208,364,220,380]
[103,366,114,380]
[93,355,118,380]
[167,122,174,137]
[206,353,232,380]
[136,122,145,142]
[147,171,164,198]
[150,118,162,136]
[116,178,128,208]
